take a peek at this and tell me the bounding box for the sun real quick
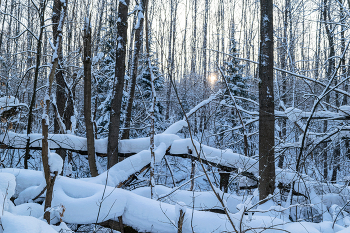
[208,73,217,84]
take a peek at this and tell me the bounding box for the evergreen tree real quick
[137,53,165,134]
[223,25,249,100]
[215,22,253,152]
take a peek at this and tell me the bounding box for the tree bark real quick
[258,0,275,201]
[107,0,130,168]
[24,1,46,169]
[42,0,66,223]
[83,18,98,177]
[53,0,68,163]
[144,0,154,199]
[122,0,146,140]
[278,0,289,169]
[165,0,174,121]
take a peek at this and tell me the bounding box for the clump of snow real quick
[51,222,73,233]
[0,96,27,113]
[84,143,167,186]
[133,185,243,214]
[0,173,16,216]
[14,203,43,218]
[162,120,187,134]
[48,151,63,174]
[339,105,350,116]
[0,96,19,106]
[15,180,46,205]
[1,212,57,233]
[170,138,258,173]
[0,172,16,198]
[285,107,303,122]
[92,52,104,64]
[51,176,127,224]
[0,132,180,155]
[118,134,180,154]
[0,168,44,197]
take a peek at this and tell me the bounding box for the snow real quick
[0,96,27,115]
[170,138,258,173]
[14,203,43,218]
[48,151,63,174]
[0,168,349,232]
[162,120,187,134]
[0,132,179,155]
[285,107,303,122]
[83,143,167,186]
[118,134,180,153]
[0,96,19,108]
[0,173,16,216]
[92,52,104,64]
[134,185,243,213]
[0,172,16,199]
[185,91,221,119]
[278,108,346,121]
[1,212,57,233]
[339,105,350,116]
[337,227,350,233]
[50,177,127,224]
[0,172,58,233]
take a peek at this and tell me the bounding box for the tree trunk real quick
[165,0,176,121]
[144,0,154,198]
[24,1,46,169]
[42,0,66,223]
[191,0,197,74]
[278,0,289,169]
[53,0,67,162]
[258,0,275,202]
[107,0,130,168]
[122,0,146,140]
[83,18,98,177]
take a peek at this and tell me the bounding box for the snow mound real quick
[14,203,44,218]
[0,172,16,198]
[1,212,57,233]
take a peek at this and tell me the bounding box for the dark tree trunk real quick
[122,0,146,140]
[258,0,275,201]
[42,0,66,223]
[107,0,130,168]
[278,0,289,169]
[83,19,99,177]
[165,0,174,121]
[322,0,335,181]
[53,0,67,162]
[24,1,45,169]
